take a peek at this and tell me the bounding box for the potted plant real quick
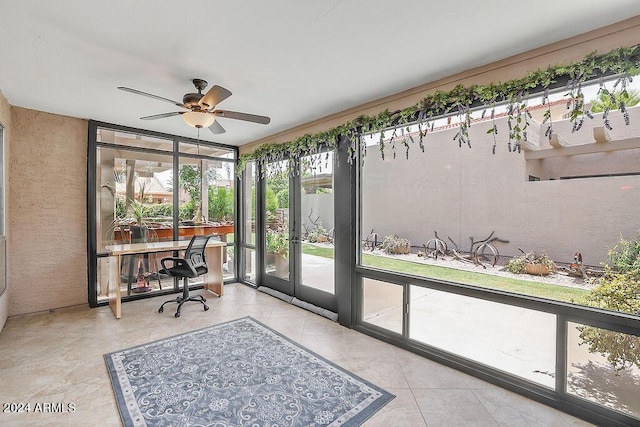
[266,228,289,275]
[129,199,148,243]
[506,250,556,276]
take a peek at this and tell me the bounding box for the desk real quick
[114,224,234,242]
[105,240,225,319]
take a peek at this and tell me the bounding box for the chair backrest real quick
[184,235,211,271]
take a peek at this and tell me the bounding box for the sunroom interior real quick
[1,2,640,426]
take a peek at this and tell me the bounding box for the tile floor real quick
[0,283,594,426]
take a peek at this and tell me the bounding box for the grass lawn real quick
[302,244,587,303]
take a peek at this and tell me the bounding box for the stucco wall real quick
[361,111,640,266]
[0,91,11,330]
[9,107,87,316]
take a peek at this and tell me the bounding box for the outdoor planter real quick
[524,263,550,276]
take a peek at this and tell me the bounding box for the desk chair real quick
[158,235,211,318]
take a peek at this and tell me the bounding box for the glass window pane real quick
[360,77,640,316]
[178,158,202,228]
[567,321,640,420]
[265,161,289,280]
[179,141,235,159]
[97,128,173,151]
[242,161,256,245]
[95,147,175,303]
[301,152,334,294]
[409,286,556,387]
[204,159,235,224]
[243,247,256,283]
[96,147,174,251]
[362,278,403,334]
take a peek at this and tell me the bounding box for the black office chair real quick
[158,235,211,317]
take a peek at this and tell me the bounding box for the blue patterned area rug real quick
[104,317,394,426]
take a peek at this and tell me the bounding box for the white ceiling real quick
[1,1,639,147]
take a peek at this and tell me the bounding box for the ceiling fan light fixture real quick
[182,111,215,128]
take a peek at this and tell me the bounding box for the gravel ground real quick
[365,248,594,291]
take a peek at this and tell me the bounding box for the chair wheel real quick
[158,307,164,313]
[175,312,180,318]
[204,305,209,311]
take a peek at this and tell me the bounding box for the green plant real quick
[209,186,234,222]
[128,199,147,225]
[306,225,328,243]
[144,203,172,218]
[303,211,328,243]
[115,195,127,219]
[577,271,640,373]
[590,88,640,113]
[506,251,556,274]
[179,200,195,220]
[266,229,289,258]
[276,188,289,209]
[237,46,640,177]
[606,232,640,276]
[382,234,410,255]
[265,187,278,214]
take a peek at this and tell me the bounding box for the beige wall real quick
[8,107,87,316]
[0,91,11,330]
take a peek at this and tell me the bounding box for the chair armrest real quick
[160,257,198,277]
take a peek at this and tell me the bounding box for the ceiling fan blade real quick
[199,85,232,110]
[140,111,184,120]
[208,121,226,135]
[118,86,185,108]
[213,109,271,124]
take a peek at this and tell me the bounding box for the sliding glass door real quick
[261,152,336,312]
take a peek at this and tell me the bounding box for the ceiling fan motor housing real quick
[183,78,209,110]
[183,92,204,110]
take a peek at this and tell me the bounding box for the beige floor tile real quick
[0,283,598,427]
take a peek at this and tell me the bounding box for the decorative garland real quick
[238,45,640,177]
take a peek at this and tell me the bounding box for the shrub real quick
[577,271,640,373]
[305,224,328,243]
[505,251,556,274]
[607,232,640,276]
[382,234,410,255]
[144,203,172,218]
[266,229,289,257]
[179,200,195,220]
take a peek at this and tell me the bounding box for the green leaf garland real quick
[238,46,640,177]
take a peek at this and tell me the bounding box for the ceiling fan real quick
[117,79,270,135]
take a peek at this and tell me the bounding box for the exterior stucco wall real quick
[362,110,640,266]
[0,91,10,331]
[301,193,335,234]
[8,107,87,316]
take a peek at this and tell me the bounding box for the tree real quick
[179,165,202,221]
[179,165,201,202]
[265,187,278,214]
[276,188,289,209]
[209,186,234,221]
